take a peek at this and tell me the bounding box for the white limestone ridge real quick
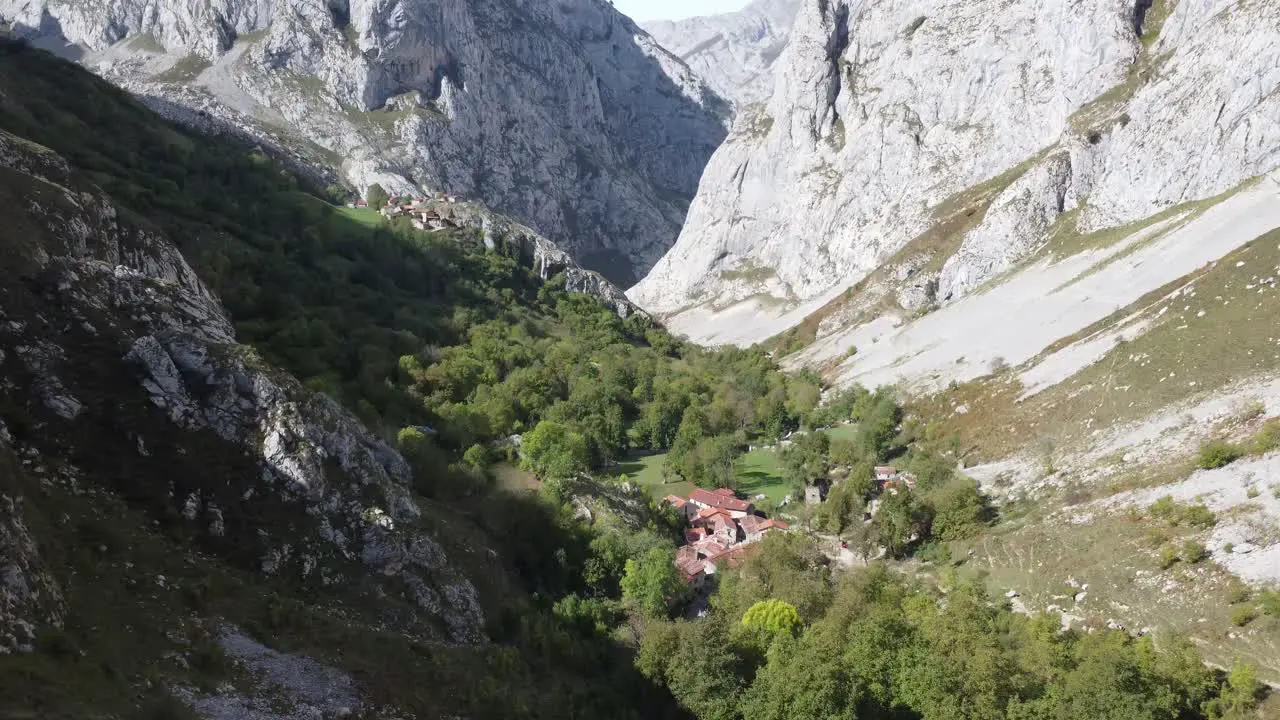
[642,0,802,109]
[629,0,1280,346]
[0,0,730,285]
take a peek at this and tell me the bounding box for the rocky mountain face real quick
[2,0,730,286]
[641,0,800,109]
[0,128,487,653]
[630,0,1280,346]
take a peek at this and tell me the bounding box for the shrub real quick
[1180,539,1208,564]
[1249,419,1280,454]
[915,540,953,566]
[1258,589,1280,617]
[1227,583,1252,605]
[741,599,803,638]
[463,443,493,471]
[1197,439,1243,470]
[1144,526,1171,548]
[1246,487,1260,499]
[1231,605,1257,627]
[1149,496,1216,528]
[1182,504,1217,529]
[1156,545,1180,570]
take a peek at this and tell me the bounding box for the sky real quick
[612,0,753,23]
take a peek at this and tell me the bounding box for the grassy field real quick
[735,449,791,504]
[607,446,793,505]
[823,424,859,442]
[336,206,384,228]
[610,452,694,500]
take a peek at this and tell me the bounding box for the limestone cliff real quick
[630,0,1280,345]
[642,0,800,109]
[2,0,730,285]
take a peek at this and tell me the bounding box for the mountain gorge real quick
[641,0,801,109]
[6,0,1280,716]
[3,0,730,285]
[632,0,1280,351]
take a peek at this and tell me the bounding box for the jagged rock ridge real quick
[630,0,1280,346]
[2,0,730,286]
[0,129,486,651]
[642,0,801,109]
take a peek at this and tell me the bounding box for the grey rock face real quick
[3,0,730,285]
[123,331,484,642]
[0,493,64,654]
[1077,0,1280,233]
[630,0,1137,319]
[633,0,1280,341]
[938,152,1074,301]
[0,127,485,644]
[447,201,647,318]
[642,0,801,109]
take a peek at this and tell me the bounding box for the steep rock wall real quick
[2,0,730,285]
[630,0,1137,323]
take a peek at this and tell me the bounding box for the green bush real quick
[1156,545,1180,570]
[1197,439,1243,469]
[1227,583,1252,605]
[741,599,803,638]
[1180,539,1208,564]
[1231,605,1257,627]
[1249,419,1280,454]
[1258,589,1280,617]
[1149,496,1216,528]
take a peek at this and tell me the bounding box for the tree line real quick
[640,534,1265,720]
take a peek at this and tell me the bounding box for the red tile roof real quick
[711,515,736,535]
[740,515,790,535]
[689,488,753,513]
[714,488,737,497]
[684,527,709,543]
[695,506,732,521]
[698,538,732,561]
[664,495,688,508]
[676,555,706,580]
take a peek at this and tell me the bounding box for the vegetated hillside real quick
[0,40,712,719]
[627,0,1280,680]
[1,0,731,286]
[0,35,1273,720]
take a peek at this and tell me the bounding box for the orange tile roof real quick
[689,488,752,513]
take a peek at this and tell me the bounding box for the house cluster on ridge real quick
[376,196,463,232]
[873,465,917,493]
[663,488,790,588]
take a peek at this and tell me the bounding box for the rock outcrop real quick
[630,0,1280,345]
[0,128,484,644]
[642,0,801,109]
[442,201,647,318]
[3,0,730,285]
[0,488,64,655]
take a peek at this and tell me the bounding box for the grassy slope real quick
[608,447,791,505]
[335,205,384,228]
[915,229,1280,463]
[0,42,687,720]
